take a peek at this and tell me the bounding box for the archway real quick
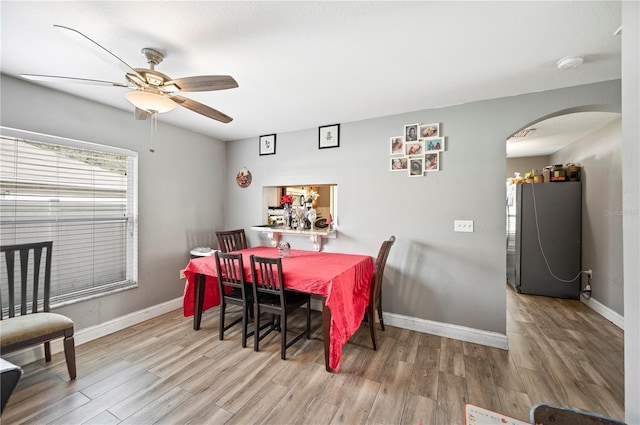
[505,107,622,316]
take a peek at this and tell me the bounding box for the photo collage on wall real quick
[389,122,445,177]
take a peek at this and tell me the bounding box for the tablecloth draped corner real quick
[182,271,221,317]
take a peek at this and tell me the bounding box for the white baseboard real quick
[6,294,618,368]
[3,297,183,367]
[314,298,508,349]
[20,294,616,365]
[382,312,509,350]
[5,297,514,367]
[581,296,624,329]
[378,297,624,349]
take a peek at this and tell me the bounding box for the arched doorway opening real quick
[505,107,622,318]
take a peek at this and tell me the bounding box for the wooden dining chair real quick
[0,241,76,380]
[214,251,253,348]
[249,255,311,360]
[215,229,248,253]
[530,403,625,425]
[368,235,396,350]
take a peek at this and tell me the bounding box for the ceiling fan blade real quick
[171,95,233,123]
[53,24,145,82]
[134,108,152,120]
[21,74,129,87]
[165,75,238,92]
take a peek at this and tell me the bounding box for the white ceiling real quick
[506,111,621,158]
[0,1,622,151]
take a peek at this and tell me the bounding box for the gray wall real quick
[1,60,636,420]
[551,118,623,315]
[0,74,225,329]
[506,155,550,180]
[0,75,625,349]
[622,2,639,422]
[225,80,621,335]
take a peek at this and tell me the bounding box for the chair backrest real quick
[250,255,286,301]
[216,229,248,253]
[372,236,395,298]
[1,241,53,319]
[214,251,249,298]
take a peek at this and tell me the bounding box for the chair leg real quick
[241,303,248,348]
[246,304,253,322]
[63,335,76,380]
[368,303,377,351]
[219,302,225,340]
[44,341,52,362]
[377,299,385,331]
[254,304,260,352]
[306,299,311,339]
[274,314,281,332]
[281,313,287,360]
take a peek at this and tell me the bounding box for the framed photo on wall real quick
[319,124,340,149]
[405,141,423,156]
[404,123,419,142]
[425,152,440,172]
[419,123,440,138]
[409,157,424,177]
[425,137,445,153]
[390,136,404,155]
[390,157,408,171]
[259,134,276,156]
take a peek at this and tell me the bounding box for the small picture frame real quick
[424,136,445,153]
[425,152,440,172]
[404,123,419,142]
[390,157,408,171]
[419,123,440,138]
[390,136,404,155]
[405,140,423,156]
[319,124,340,149]
[259,134,276,156]
[409,157,424,177]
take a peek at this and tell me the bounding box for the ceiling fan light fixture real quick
[162,83,180,93]
[126,73,146,87]
[125,90,177,113]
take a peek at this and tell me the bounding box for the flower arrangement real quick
[281,194,293,205]
[306,190,319,203]
[295,206,305,226]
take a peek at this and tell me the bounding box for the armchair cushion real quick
[0,313,74,348]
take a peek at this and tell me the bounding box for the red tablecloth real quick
[183,246,374,371]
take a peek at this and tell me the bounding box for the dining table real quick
[182,246,374,372]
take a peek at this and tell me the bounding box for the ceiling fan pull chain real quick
[149,111,158,153]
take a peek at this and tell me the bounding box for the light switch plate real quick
[454,220,474,232]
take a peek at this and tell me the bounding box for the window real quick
[1,127,138,307]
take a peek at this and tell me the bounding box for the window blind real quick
[0,127,138,307]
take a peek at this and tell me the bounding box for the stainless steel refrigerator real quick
[506,182,581,299]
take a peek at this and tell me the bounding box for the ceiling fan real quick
[21,25,238,123]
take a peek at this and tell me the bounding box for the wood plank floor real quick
[3,285,624,424]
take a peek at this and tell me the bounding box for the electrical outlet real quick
[454,220,474,232]
[586,269,592,279]
[179,269,186,279]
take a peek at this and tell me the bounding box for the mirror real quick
[262,184,337,228]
